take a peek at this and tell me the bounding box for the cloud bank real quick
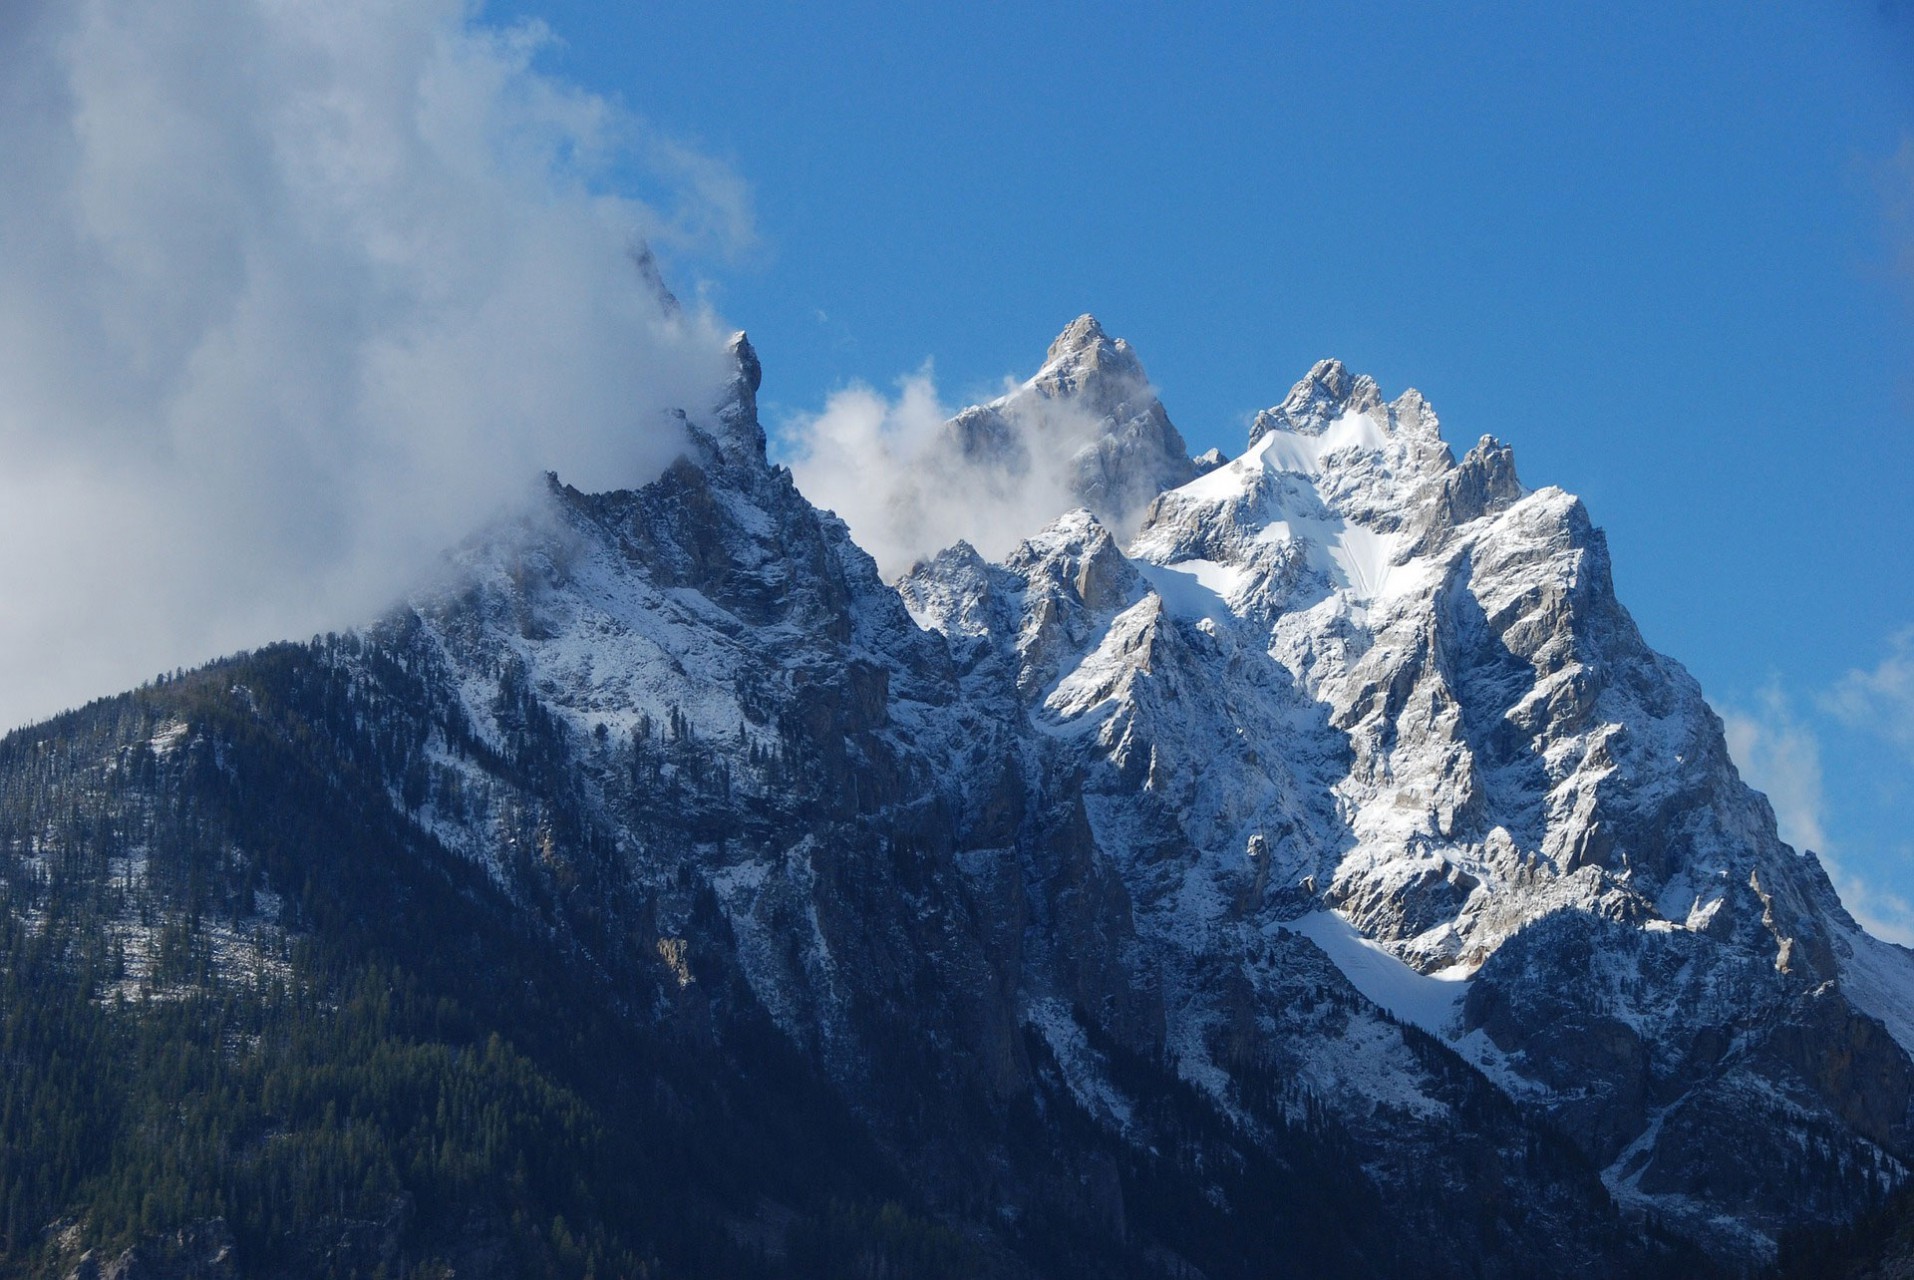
[0,0,745,729]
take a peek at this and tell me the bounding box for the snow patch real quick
[1134,560,1241,624]
[148,721,189,757]
[1027,998,1137,1132]
[1283,910,1468,1036]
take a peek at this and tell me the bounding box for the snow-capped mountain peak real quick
[1031,312,1148,398]
[43,313,1912,1273]
[1249,357,1384,442]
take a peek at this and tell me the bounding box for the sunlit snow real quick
[1283,910,1469,1036]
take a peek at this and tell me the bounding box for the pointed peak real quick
[1009,507,1113,563]
[715,330,762,426]
[1457,434,1523,504]
[1249,358,1384,445]
[1279,358,1381,422]
[1299,357,1355,398]
[1047,313,1109,361]
[702,330,766,465]
[1039,314,1144,385]
[1192,446,1230,477]
[1007,507,1140,607]
[909,315,1193,553]
[902,537,990,582]
[940,537,987,566]
[727,331,762,396]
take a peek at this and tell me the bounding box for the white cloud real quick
[1824,626,1914,763]
[1723,680,1914,945]
[1722,685,1830,855]
[0,0,747,729]
[780,366,1147,580]
[1842,873,1914,949]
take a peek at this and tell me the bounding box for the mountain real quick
[799,313,1198,578]
[905,341,1914,1259]
[940,314,1196,541]
[2,316,1910,1278]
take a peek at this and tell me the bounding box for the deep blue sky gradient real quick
[497,0,1914,923]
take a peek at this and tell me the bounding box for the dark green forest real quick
[0,643,989,1278]
[0,639,1435,1278]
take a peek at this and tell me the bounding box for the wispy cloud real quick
[639,133,760,264]
[1723,675,1914,945]
[1824,626,1914,763]
[1722,684,1830,854]
[780,365,1138,579]
[0,0,749,729]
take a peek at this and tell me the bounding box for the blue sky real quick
[490,0,1914,933]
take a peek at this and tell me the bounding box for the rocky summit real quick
[3,316,1911,1278]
